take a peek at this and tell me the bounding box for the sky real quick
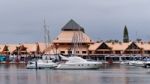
[0,0,150,43]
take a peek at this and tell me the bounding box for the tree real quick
[123,25,129,42]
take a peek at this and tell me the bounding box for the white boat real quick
[143,58,150,68]
[56,56,102,70]
[128,60,144,67]
[26,59,57,69]
[134,61,145,67]
[120,60,130,65]
[120,56,144,67]
[55,27,102,70]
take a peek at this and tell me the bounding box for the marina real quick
[1,19,150,70]
[1,0,150,84]
[1,20,150,64]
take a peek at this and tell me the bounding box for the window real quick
[60,51,65,54]
[60,43,65,45]
[82,51,86,54]
[76,51,79,53]
[89,51,92,54]
[145,51,150,54]
[115,51,121,54]
[95,51,103,54]
[68,51,72,54]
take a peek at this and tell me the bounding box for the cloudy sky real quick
[0,0,150,43]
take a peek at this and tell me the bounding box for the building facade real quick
[1,20,150,58]
[45,19,150,57]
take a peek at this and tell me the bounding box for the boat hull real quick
[56,62,102,70]
[128,61,144,67]
[27,63,57,69]
[26,60,57,69]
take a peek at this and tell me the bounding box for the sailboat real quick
[26,59,57,69]
[56,21,102,70]
[26,19,57,69]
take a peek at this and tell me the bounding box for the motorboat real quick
[56,56,102,70]
[55,28,102,70]
[143,58,150,68]
[128,60,144,67]
[26,59,57,69]
[120,60,130,65]
[120,56,144,67]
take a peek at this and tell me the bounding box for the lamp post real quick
[54,43,59,55]
[16,47,20,64]
[54,43,59,62]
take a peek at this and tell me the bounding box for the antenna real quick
[136,31,138,41]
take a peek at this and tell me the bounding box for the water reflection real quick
[0,64,150,84]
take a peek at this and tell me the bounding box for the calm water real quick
[0,64,150,84]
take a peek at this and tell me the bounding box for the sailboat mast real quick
[72,26,82,56]
[43,19,55,55]
[47,30,51,46]
[43,19,48,48]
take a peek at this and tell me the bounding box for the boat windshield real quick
[28,62,34,64]
[67,57,87,63]
[143,58,150,61]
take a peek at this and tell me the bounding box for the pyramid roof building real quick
[53,19,93,43]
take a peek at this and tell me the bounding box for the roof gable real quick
[3,45,9,51]
[97,42,111,50]
[126,42,140,50]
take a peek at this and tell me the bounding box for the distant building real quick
[0,43,46,56]
[50,19,93,56]
[1,20,150,58]
[45,20,150,57]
